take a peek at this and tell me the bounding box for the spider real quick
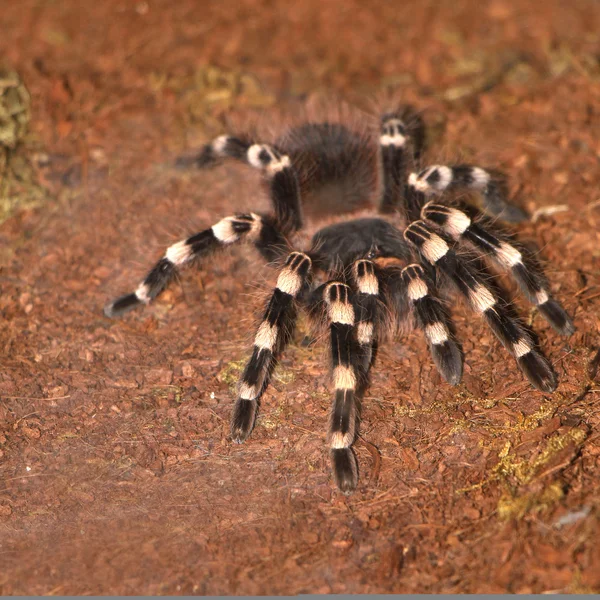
[104,105,574,493]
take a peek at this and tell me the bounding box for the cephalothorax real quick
[105,106,574,492]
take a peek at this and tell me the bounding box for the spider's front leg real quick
[399,263,463,385]
[420,202,574,336]
[315,260,384,493]
[321,281,363,493]
[351,259,381,373]
[231,251,312,442]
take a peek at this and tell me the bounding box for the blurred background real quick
[0,0,599,594]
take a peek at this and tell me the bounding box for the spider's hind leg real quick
[409,164,527,223]
[175,135,252,169]
[378,107,425,215]
[178,134,303,232]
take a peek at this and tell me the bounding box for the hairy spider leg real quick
[409,164,527,223]
[322,282,362,493]
[421,202,574,335]
[400,263,463,385]
[379,116,413,214]
[404,221,557,392]
[351,259,381,373]
[104,213,288,317]
[378,108,426,215]
[182,135,303,233]
[231,251,312,442]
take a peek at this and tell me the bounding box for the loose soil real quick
[1,0,599,594]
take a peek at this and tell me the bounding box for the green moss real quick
[274,368,295,385]
[217,359,246,388]
[0,69,49,225]
[151,65,275,132]
[259,410,283,430]
[497,482,564,520]
[218,356,295,391]
[459,427,587,520]
[0,70,30,148]
[493,428,587,486]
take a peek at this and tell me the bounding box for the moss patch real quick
[0,69,48,225]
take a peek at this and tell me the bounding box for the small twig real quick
[585,198,600,212]
[531,204,570,223]
[588,348,600,381]
[357,437,382,486]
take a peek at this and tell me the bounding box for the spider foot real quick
[331,448,358,494]
[401,263,463,385]
[517,350,557,393]
[231,399,257,443]
[431,342,463,386]
[538,298,575,337]
[104,292,141,318]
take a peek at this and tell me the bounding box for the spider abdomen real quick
[277,123,379,218]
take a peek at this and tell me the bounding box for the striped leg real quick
[323,282,362,493]
[400,264,463,385]
[179,135,303,232]
[351,259,380,372]
[177,135,252,168]
[246,143,303,232]
[231,252,312,442]
[421,202,575,335]
[379,108,426,217]
[404,221,557,392]
[104,213,287,317]
[379,116,412,214]
[408,164,527,223]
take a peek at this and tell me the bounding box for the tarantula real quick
[104,105,574,492]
